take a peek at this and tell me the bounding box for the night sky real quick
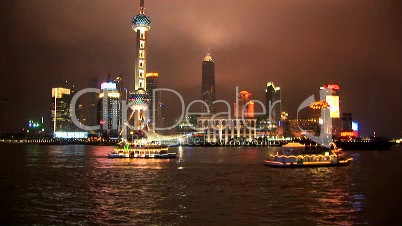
[1,0,401,137]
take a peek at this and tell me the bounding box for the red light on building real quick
[324,84,340,90]
[340,131,354,137]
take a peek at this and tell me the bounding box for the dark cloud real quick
[1,0,401,137]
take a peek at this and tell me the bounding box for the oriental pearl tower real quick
[128,0,151,130]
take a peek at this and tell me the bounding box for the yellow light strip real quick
[268,154,337,159]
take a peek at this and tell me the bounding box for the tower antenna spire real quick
[140,0,145,14]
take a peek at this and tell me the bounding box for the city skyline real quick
[1,0,401,137]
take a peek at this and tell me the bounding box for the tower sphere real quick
[132,14,151,31]
[128,88,150,111]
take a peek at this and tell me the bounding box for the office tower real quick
[86,77,99,127]
[114,76,123,134]
[51,87,73,135]
[320,84,340,118]
[97,80,121,138]
[340,113,356,137]
[341,113,352,130]
[146,72,161,130]
[0,98,7,134]
[201,52,216,115]
[114,76,123,97]
[265,82,281,126]
[128,0,152,129]
[234,91,254,118]
[320,83,341,136]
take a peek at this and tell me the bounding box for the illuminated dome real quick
[132,14,151,30]
[128,88,150,111]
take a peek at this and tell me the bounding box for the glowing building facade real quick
[197,117,257,143]
[320,84,340,118]
[97,81,121,137]
[201,52,216,115]
[51,87,73,134]
[320,83,341,136]
[234,91,254,118]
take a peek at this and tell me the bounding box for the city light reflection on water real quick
[1,144,401,225]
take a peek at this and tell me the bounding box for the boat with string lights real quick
[108,139,176,158]
[264,142,352,167]
[108,150,130,158]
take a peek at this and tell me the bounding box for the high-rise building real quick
[320,84,340,118]
[341,113,352,130]
[114,76,123,134]
[320,83,341,136]
[51,87,73,134]
[97,81,121,138]
[234,91,254,118]
[128,0,152,130]
[265,82,281,126]
[86,77,99,127]
[201,52,216,115]
[146,73,162,130]
[340,112,358,137]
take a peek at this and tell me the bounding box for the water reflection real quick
[4,144,401,225]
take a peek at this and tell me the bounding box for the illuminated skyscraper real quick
[97,81,121,138]
[320,83,341,136]
[51,87,73,135]
[146,72,162,130]
[320,84,340,118]
[265,82,281,126]
[201,52,215,115]
[128,0,152,130]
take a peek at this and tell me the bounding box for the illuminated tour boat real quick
[108,141,176,159]
[264,142,352,167]
[108,150,130,158]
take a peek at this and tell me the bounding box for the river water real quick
[1,144,401,225]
